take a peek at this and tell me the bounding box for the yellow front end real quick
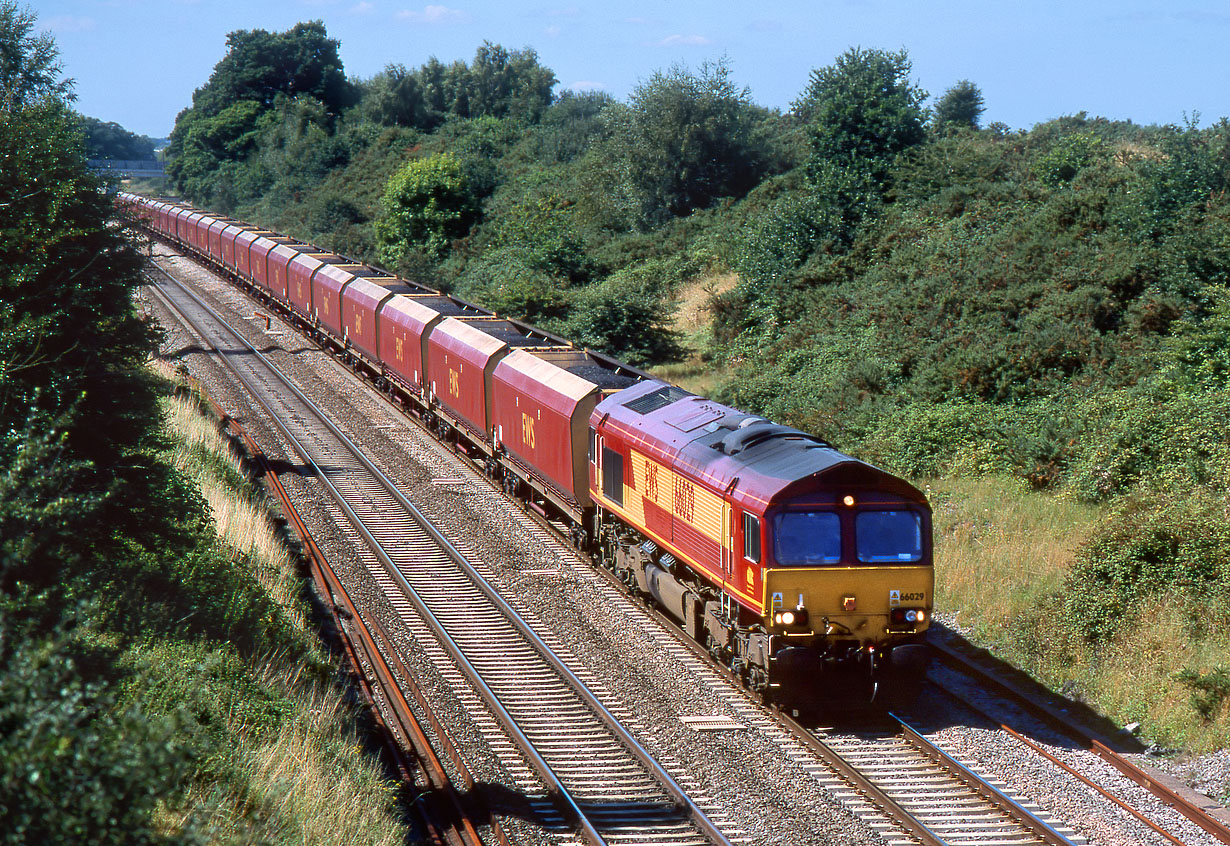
[763,565,933,650]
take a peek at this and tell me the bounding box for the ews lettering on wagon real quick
[448,368,460,398]
[521,413,536,449]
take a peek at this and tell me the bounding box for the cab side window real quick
[742,512,760,563]
[602,446,624,505]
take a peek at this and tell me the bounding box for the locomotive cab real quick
[757,480,933,705]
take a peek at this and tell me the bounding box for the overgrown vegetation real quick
[157,20,1229,750]
[0,5,406,840]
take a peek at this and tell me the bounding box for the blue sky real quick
[36,0,1230,139]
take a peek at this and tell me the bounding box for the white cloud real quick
[397,5,470,24]
[544,25,561,37]
[350,1,375,13]
[566,81,608,92]
[44,15,96,33]
[655,34,711,46]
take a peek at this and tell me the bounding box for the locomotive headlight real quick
[773,607,809,628]
[916,610,926,623]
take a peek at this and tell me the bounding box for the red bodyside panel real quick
[220,226,243,269]
[267,244,297,305]
[643,498,673,541]
[157,204,173,236]
[173,209,192,244]
[236,232,267,282]
[288,254,324,321]
[426,319,507,437]
[310,262,350,338]
[340,277,393,361]
[189,214,210,252]
[207,220,229,263]
[491,350,599,505]
[182,212,199,247]
[378,296,442,394]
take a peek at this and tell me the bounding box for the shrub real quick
[1063,488,1230,641]
[562,268,683,366]
[375,151,479,263]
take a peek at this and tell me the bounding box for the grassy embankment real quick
[931,476,1230,760]
[144,362,409,842]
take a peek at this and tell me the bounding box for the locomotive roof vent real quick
[715,422,829,456]
[624,384,692,415]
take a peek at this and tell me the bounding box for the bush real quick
[452,247,570,325]
[375,151,479,263]
[562,267,683,366]
[0,618,194,846]
[1064,488,1230,641]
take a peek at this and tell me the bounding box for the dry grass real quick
[152,364,409,843]
[672,270,737,334]
[931,475,1230,755]
[1053,602,1230,754]
[165,393,307,629]
[166,664,406,844]
[651,270,738,395]
[929,477,1101,631]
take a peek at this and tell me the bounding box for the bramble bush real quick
[1063,487,1230,643]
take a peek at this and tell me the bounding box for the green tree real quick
[0,0,72,107]
[465,41,556,123]
[166,20,352,201]
[190,21,351,117]
[359,63,428,128]
[932,79,985,133]
[77,115,156,160]
[602,59,770,225]
[375,151,479,264]
[786,47,929,249]
[797,47,928,183]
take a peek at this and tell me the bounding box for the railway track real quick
[929,641,1230,846]
[797,714,1084,846]
[146,263,737,846]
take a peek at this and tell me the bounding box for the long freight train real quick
[120,192,933,707]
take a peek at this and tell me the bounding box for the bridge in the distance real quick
[88,159,166,178]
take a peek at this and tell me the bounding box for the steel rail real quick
[933,639,1230,845]
[892,713,1079,846]
[147,264,732,846]
[785,722,948,846]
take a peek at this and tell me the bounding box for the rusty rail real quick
[933,639,1230,845]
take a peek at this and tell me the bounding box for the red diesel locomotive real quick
[121,192,933,706]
